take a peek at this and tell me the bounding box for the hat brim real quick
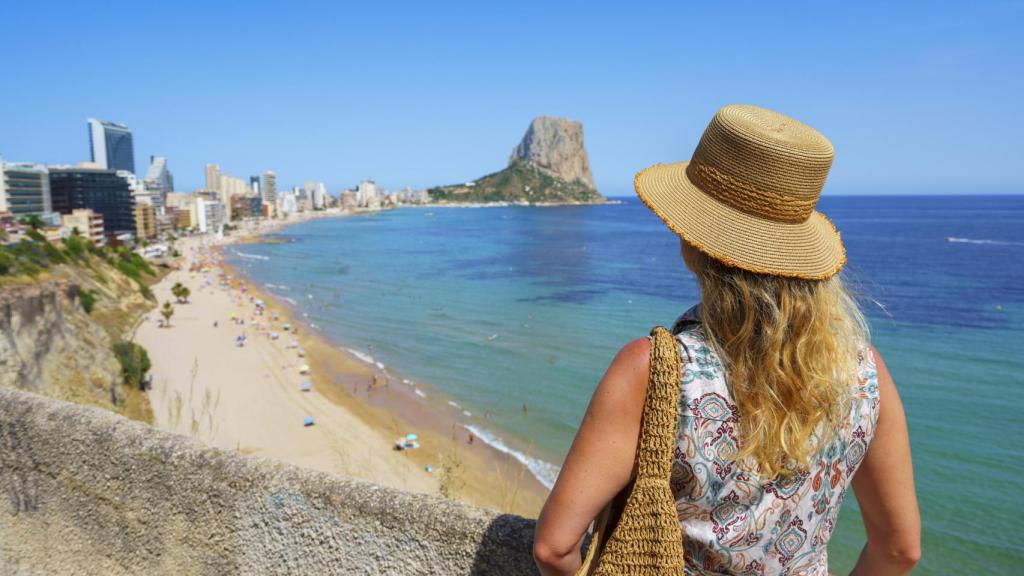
[634,161,845,280]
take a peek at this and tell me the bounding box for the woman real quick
[533,105,921,575]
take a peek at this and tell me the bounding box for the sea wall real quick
[0,387,539,575]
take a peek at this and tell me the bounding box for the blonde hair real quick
[688,247,868,479]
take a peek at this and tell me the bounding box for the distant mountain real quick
[429,116,604,204]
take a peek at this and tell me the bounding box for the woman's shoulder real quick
[617,336,652,369]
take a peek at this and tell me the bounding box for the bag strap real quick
[634,326,683,482]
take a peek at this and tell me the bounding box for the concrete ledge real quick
[0,388,539,575]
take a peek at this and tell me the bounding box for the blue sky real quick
[1,1,1021,196]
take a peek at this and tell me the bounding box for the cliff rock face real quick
[0,280,123,408]
[429,116,604,204]
[509,116,596,190]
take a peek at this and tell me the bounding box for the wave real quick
[414,389,427,398]
[946,236,1024,246]
[447,400,461,409]
[345,347,375,366]
[463,424,560,490]
[233,250,270,261]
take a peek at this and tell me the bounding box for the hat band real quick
[686,160,816,224]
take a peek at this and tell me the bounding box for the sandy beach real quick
[136,215,548,517]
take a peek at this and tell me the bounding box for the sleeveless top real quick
[669,306,880,576]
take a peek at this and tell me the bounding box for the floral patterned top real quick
[669,306,879,575]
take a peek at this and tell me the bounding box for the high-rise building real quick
[0,159,52,216]
[230,194,263,220]
[303,181,327,211]
[340,190,357,209]
[276,189,298,216]
[49,167,135,236]
[133,203,157,239]
[205,164,221,191]
[356,180,380,209]
[87,118,135,173]
[250,176,260,195]
[120,169,161,210]
[262,171,276,204]
[193,197,224,233]
[175,207,194,230]
[313,182,327,210]
[143,156,174,203]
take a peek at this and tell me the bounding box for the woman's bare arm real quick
[850,346,922,575]
[533,337,651,576]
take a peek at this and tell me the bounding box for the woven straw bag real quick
[575,326,686,576]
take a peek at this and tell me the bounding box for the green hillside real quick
[428,160,604,204]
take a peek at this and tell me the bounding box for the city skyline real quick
[1,1,1021,196]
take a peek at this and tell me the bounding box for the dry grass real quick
[438,424,467,500]
[496,436,536,513]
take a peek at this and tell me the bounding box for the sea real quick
[224,195,1024,575]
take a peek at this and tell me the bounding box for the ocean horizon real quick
[225,194,1024,575]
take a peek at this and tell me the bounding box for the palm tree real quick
[171,282,189,303]
[160,301,174,327]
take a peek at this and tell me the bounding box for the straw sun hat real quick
[635,104,845,280]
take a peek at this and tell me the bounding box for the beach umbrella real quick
[405,433,418,441]
[303,417,315,427]
[300,381,312,392]
[299,364,310,374]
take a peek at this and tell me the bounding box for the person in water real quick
[534,105,920,575]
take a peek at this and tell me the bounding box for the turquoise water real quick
[225,196,1024,574]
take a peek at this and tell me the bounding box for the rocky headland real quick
[429,116,605,205]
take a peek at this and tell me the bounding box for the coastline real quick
[426,199,619,208]
[136,210,549,517]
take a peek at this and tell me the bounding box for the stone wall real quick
[0,388,539,575]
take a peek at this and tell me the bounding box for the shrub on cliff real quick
[41,241,67,265]
[0,249,14,275]
[111,249,156,299]
[112,341,151,390]
[7,241,48,275]
[61,233,91,262]
[78,288,97,314]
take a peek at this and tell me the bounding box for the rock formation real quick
[0,280,122,406]
[509,116,596,190]
[0,256,153,419]
[429,116,604,204]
